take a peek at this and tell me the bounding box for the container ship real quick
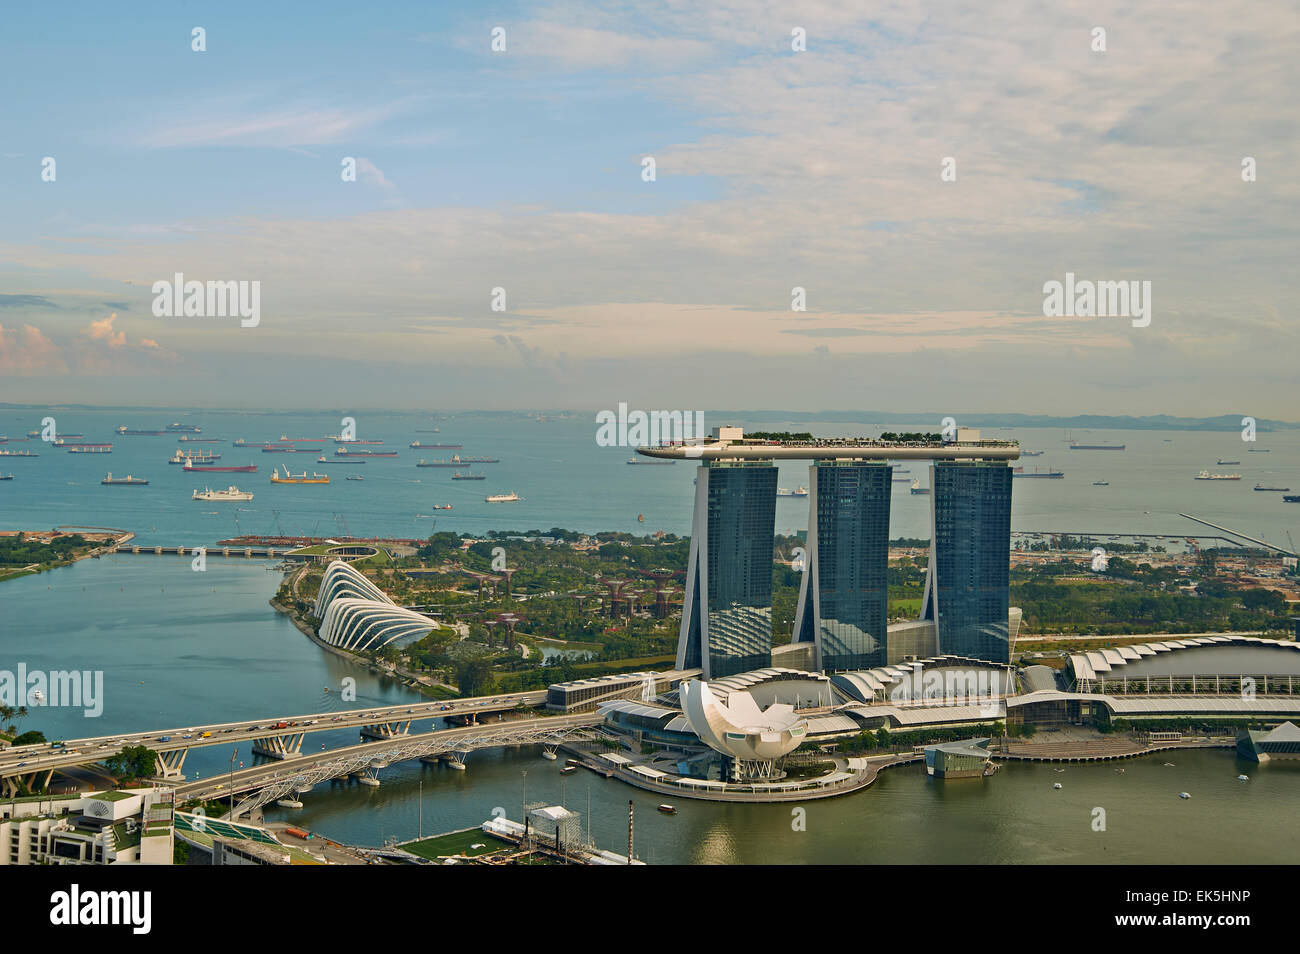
[170,450,221,464]
[451,471,486,480]
[116,426,166,436]
[410,442,462,450]
[1013,467,1064,478]
[270,467,329,484]
[335,448,397,458]
[1194,470,1241,480]
[1069,442,1125,450]
[485,492,520,503]
[193,486,254,501]
[1254,483,1291,492]
[183,461,257,473]
[102,473,149,486]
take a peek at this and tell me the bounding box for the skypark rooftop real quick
[636,435,1021,462]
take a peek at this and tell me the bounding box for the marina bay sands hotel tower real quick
[636,427,1018,678]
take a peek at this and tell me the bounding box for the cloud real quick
[87,313,127,348]
[0,323,64,373]
[0,294,57,309]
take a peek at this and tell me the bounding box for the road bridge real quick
[173,713,602,818]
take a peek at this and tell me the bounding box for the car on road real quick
[158,736,171,742]
[246,726,261,732]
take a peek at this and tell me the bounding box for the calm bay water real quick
[3,409,1299,861]
[2,408,1298,543]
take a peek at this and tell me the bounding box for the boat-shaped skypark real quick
[636,426,1021,678]
[634,430,1020,462]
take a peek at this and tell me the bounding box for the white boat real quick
[1178,792,1191,799]
[1237,774,1249,781]
[541,751,558,761]
[1052,782,1062,790]
[192,486,253,501]
[485,492,520,503]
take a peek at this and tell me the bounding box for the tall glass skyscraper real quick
[793,461,892,671]
[921,460,1013,663]
[677,460,778,678]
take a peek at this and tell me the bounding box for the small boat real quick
[657,804,678,815]
[0,474,13,481]
[1237,775,1249,781]
[346,475,364,481]
[1092,480,1109,486]
[637,513,645,522]
[432,504,452,510]
[561,765,578,775]
[541,751,558,761]
[1178,792,1191,799]
[1052,783,1062,790]
[323,687,330,692]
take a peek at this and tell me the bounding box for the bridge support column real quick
[251,733,305,760]
[360,721,411,740]
[154,747,189,780]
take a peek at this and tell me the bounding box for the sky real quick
[1,0,1297,416]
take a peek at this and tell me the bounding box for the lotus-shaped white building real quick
[313,560,440,653]
[680,680,807,779]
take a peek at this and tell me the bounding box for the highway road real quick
[0,689,549,779]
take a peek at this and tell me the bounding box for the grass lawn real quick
[403,828,511,860]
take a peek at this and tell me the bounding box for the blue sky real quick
[2,1,1297,414]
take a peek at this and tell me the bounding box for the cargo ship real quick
[485,492,520,503]
[1284,495,1300,503]
[627,457,674,465]
[1254,483,1291,492]
[30,431,83,440]
[66,444,114,454]
[102,473,149,486]
[116,426,166,436]
[165,422,202,433]
[178,436,222,443]
[317,455,364,464]
[335,448,397,458]
[183,461,257,473]
[0,449,38,457]
[1021,450,1044,457]
[1194,470,1241,480]
[170,450,221,464]
[1013,467,1064,478]
[270,467,329,484]
[0,474,13,481]
[1069,442,1125,450]
[1248,449,1271,453]
[409,442,463,450]
[193,486,254,501]
[263,446,322,453]
[451,471,485,480]
[776,486,809,497]
[1217,458,1241,465]
[334,438,384,445]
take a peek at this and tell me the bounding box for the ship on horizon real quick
[410,441,463,450]
[102,472,148,486]
[183,461,257,473]
[1069,441,1125,451]
[193,486,254,501]
[270,466,329,484]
